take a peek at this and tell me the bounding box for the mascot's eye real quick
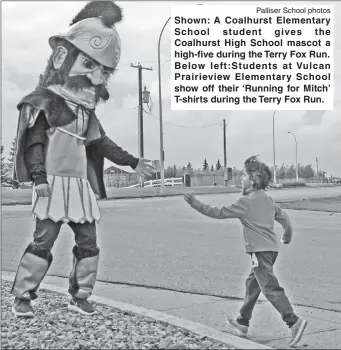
[82,58,95,70]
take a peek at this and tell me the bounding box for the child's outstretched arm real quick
[184,193,248,219]
[274,203,293,244]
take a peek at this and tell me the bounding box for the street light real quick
[272,110,277,186]
[157,16,171,195]
[288,131,299,181]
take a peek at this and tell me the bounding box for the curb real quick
[2,274,273,350]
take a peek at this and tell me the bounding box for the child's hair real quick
[244,156,273,190]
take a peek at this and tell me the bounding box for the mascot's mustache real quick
[65,75,109,102]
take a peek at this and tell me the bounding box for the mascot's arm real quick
[25,113,49,186]
[91,122,139,170]
[94,136,139,170]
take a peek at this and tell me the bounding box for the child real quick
[184,156,307,347]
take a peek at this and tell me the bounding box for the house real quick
[103,165,139,188]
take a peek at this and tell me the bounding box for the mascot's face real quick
[52,46,113,105]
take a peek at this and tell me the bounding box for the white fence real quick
[126,177,183,188]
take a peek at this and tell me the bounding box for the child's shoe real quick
[225,316,249,337]
[289,318,307,346]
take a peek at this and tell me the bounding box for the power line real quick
[141,107,221,129]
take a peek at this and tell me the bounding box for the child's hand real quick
[184,192,196,205]
[281,238,290,244]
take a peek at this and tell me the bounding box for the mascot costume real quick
[11,0,154,317]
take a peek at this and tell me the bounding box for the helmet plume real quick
[70,1,123,27]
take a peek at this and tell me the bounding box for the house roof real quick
[104,165,136,174]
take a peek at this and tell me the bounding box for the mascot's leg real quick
[11,219,62,317]
[67,221,99,315]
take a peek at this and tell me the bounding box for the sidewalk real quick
[3,272,341,349]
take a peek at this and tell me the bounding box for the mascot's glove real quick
[134,158,155,176]
[35,183,51,198]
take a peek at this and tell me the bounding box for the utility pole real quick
[288,131,298,181]
[223,119,227,186]
[131,63,153,158]
[131,63,152,187]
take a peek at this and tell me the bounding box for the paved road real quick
[2,187,341,314]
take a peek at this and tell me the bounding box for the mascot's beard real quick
[65,75,110,103]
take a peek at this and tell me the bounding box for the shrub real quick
[281,179,307,188]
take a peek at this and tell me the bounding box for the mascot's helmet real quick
[49,1,122,69]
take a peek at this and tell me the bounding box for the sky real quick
[2,1,341,176]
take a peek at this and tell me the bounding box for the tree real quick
[302,164,314,179]
[1,144,20,188]
[176,166,186,177]
[1,146,5,170]
[1,146,6,180]
[186,162,194,174]
[216,159,221,171]
[7,137,17,176]
[165,165,177,178]
[277,163,286,179]
[287,165,296,179]
[202,158,208,171]
[210,164,214,172]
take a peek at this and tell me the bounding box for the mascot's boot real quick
[68,245,99,316]
[11,243,53,317]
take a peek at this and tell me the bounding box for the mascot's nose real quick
[87,68,103,86]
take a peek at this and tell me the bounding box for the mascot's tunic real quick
[32,86,101,223]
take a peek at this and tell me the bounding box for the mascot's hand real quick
[184,192,196,205]
[35,183,51,198]
[135,158,155,176]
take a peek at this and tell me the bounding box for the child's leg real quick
[253,251,298,327]
[226,267,261,336]
[239,269,262,325]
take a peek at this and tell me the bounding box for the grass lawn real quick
[280,196,341,213]
[1,186,241,205]
[1,188,33,205]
